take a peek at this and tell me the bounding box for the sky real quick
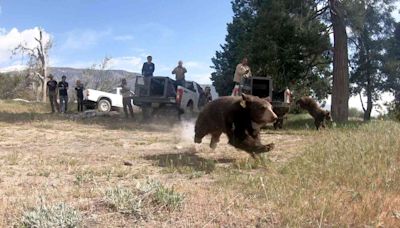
[0,0,232,84]
[0,0,398,115]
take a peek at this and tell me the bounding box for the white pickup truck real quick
[83,87,135,112]
[132,76,208,119]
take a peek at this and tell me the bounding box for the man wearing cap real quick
[46,74,59,113]
[58,75,69,113]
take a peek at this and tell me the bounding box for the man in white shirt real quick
[232,57,252,96]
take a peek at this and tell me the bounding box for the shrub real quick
[104,186,143,217]
[148,181,184,210]
[20,199,81,228]
[104,180,184,219]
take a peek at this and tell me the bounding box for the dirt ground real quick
[0,113,309,227]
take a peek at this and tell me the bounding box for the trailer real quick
[240,76,290,129]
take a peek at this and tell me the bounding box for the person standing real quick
[172,60,187,87]
[46,74,59,113]
[58,75,69,113]
[142,56,155,93]
[75,80,84,112]
[284,87,292,104]
[121,78,134,118]
[204,86,213,103]
[232,57,252,96]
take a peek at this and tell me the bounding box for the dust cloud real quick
[178,120,196,143]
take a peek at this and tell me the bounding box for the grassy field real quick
[0,100,399,227]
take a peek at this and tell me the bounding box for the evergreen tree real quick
[384,22,400,102]
[211,0,258,96]
[249,0,331,97]
[348,0,396,120]
[211,0,331,99]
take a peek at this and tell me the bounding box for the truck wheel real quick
[98,99,111,112]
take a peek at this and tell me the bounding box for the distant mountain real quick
[48,67,140,86]
[2,67,141,89]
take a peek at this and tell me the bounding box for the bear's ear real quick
[241,93,252,108]
[241,93,252,102]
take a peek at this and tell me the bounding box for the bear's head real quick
[324,111,332,122]
[241,94,278,127]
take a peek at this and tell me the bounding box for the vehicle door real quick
[112,88,123,107]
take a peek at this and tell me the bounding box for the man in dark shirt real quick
[58,75,69,113]
[121,78,134,118]
[46,74,59,113]
[141,56,155,93]
[75,80,84,112]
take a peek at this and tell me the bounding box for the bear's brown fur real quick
[296,97,331,130]
[194,94,278,156]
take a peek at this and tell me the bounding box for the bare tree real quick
[82,57,121,92]
[12,28,52,102]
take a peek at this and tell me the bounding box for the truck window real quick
[166,79,177,97]
[186,82,195,92]
[196,84,204,95]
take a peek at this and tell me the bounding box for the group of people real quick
[45,56,214,117]
[46,75,84,113]
[118,56,190,119]
[141,55,188,87]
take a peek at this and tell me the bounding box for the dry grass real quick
[0,100,399,227]
[218,121,400,227]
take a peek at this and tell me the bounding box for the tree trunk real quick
[330,0,349,122]
[32,81,40,102]
[42,67,47,102]
[364,77,373,121]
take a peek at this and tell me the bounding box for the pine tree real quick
[211,0,331,99]
[348,0,396,120]
[211,0,258,96]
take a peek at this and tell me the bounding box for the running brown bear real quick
[296,96,331,130]
[194,94,278,156]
